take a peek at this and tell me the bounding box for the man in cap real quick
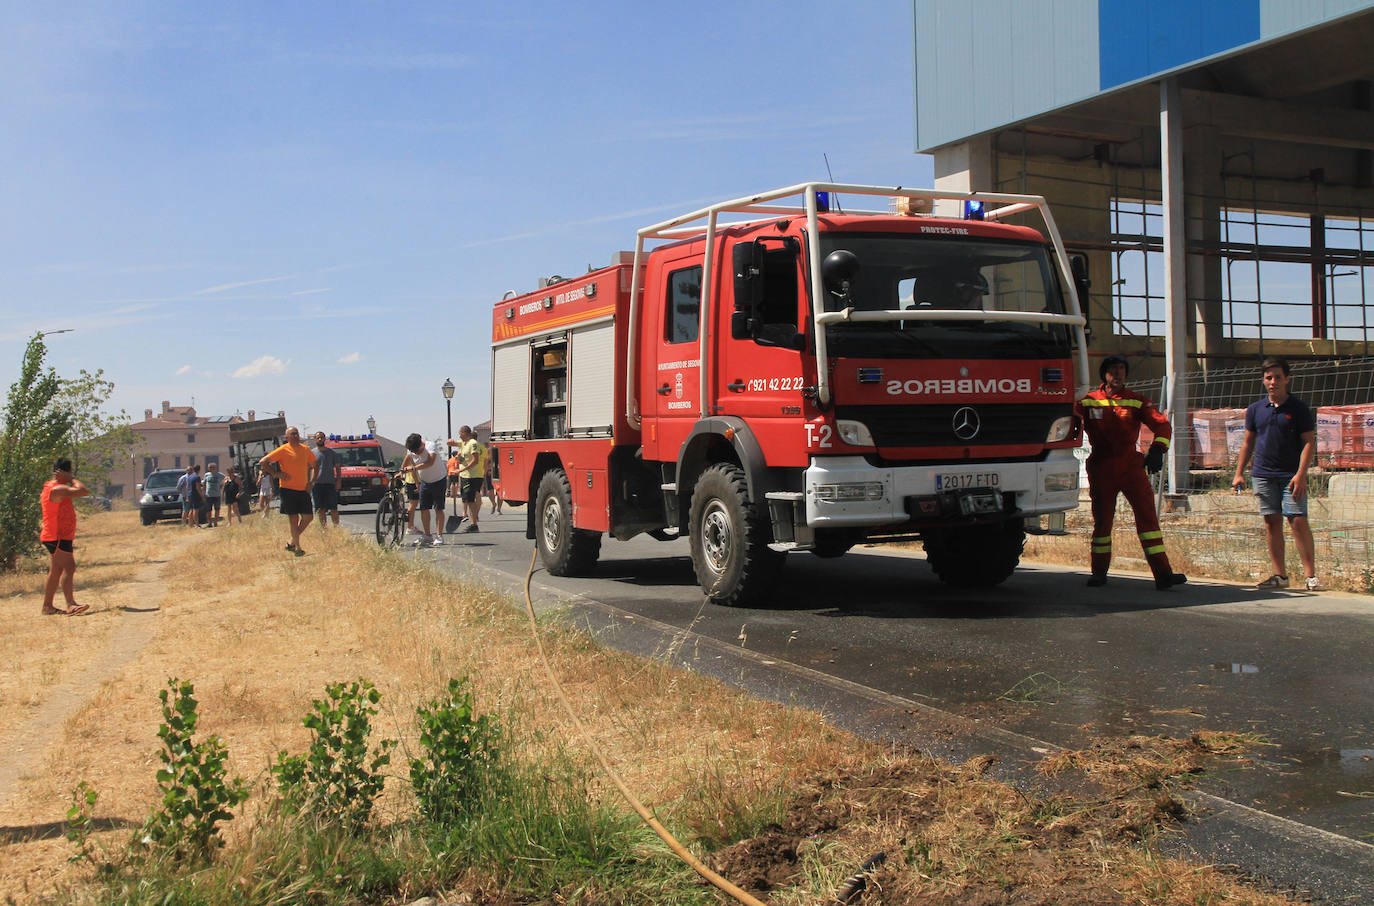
[1075,355,1187,590]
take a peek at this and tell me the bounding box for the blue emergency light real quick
[815,191,830,213]
[963,199,984,221]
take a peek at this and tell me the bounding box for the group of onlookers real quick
[174,462,249,528]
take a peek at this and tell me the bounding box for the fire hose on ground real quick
[520,547,885,905]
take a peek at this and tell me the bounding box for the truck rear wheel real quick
[689,463,784,607]
[535,469,601,576]
[922,518,1025,587]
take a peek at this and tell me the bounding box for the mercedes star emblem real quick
[952,406,981,441]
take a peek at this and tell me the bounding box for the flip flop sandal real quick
[66,603,90,616]
[1256,574,1288,589]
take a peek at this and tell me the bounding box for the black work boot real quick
[1155,572,1187,590]
[1085,574,1108,587]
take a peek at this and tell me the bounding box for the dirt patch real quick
[709,749,1292,905]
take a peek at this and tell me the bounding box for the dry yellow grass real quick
[0,513,1306,905]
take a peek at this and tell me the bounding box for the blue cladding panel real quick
[1099,0,1261,88]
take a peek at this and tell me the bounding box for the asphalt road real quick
[339,504,1374,903]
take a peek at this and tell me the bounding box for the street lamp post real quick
[441,379,455,440]
[441,380,457,532]
[366,415,376,435]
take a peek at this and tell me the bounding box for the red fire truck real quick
[325,434,390,505]
[490,184,1089,606]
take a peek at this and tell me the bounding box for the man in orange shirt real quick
[41,458,91,615]
[259,426,318,556]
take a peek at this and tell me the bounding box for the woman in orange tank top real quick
[41,457,90,616]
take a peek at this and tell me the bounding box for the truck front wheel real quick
[922,518,1025,587]
[535,469,601,576]
[689,463,784,607]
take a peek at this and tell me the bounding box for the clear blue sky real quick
[0,1,932,442]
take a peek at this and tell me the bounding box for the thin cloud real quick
[194,275,295,296]
[457,197,717,250]
[175,364,192,375]
[291,288,330,296]
[231,355,290,379]
[338,352,361,364]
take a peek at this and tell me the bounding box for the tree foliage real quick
[0,334,72,570]
[55,368,137,494]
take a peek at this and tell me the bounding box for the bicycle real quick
[374,471,407,546]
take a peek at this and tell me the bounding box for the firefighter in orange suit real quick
[1077,355,1187,590]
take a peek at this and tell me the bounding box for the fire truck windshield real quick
[333,445,385,468]
[820,235,1071,360]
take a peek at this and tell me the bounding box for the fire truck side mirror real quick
[730,310,752,339]
[731,241,763,339]
[732,242,762,312]
[1069,252,1091,301]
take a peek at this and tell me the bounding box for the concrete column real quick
[1160,79,1190,492]
[931,135,996,215]
[1184,124,1224,365]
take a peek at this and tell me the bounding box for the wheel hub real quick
[701,501,733,574]
[541,497,564,552]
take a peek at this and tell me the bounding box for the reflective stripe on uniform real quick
[1079,397,1143,408]
[1092,535,1113,553]
[1152,437,1171,448]
[1139,531,1162,541]
[1143,544,1166,555]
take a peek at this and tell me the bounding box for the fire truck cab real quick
[491,184,1089,606]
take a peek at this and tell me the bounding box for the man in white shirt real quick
[401,432,454,546]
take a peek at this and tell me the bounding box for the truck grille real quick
[834,403,1072,448]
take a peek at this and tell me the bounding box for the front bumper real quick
[801,452,1080,528]
[141,503,183,521]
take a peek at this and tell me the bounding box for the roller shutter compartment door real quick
[491,343,532,436]
[568,323,614,434]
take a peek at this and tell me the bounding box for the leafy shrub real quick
[409,677,503,826]
[65,781,99,864]
[140,678,249,862]
[273,678,397,832]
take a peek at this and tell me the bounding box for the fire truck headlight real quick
[835,419,875,447]
[813,482,886,503]
[1046,415,1074,443]
[1044,472,1078,492]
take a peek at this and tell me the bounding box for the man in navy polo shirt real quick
[1232,357,1318,590]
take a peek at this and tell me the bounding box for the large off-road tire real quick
[140,510,156,526]
[375,495,404,546]
[923,518,1025,587]
[688,463,785,607]
[535,469,602,576]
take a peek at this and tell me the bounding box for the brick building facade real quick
[104,401,285,500]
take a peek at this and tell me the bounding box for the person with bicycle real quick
[401,432,451,547]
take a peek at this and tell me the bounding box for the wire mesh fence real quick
[1047,357,1374,593]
